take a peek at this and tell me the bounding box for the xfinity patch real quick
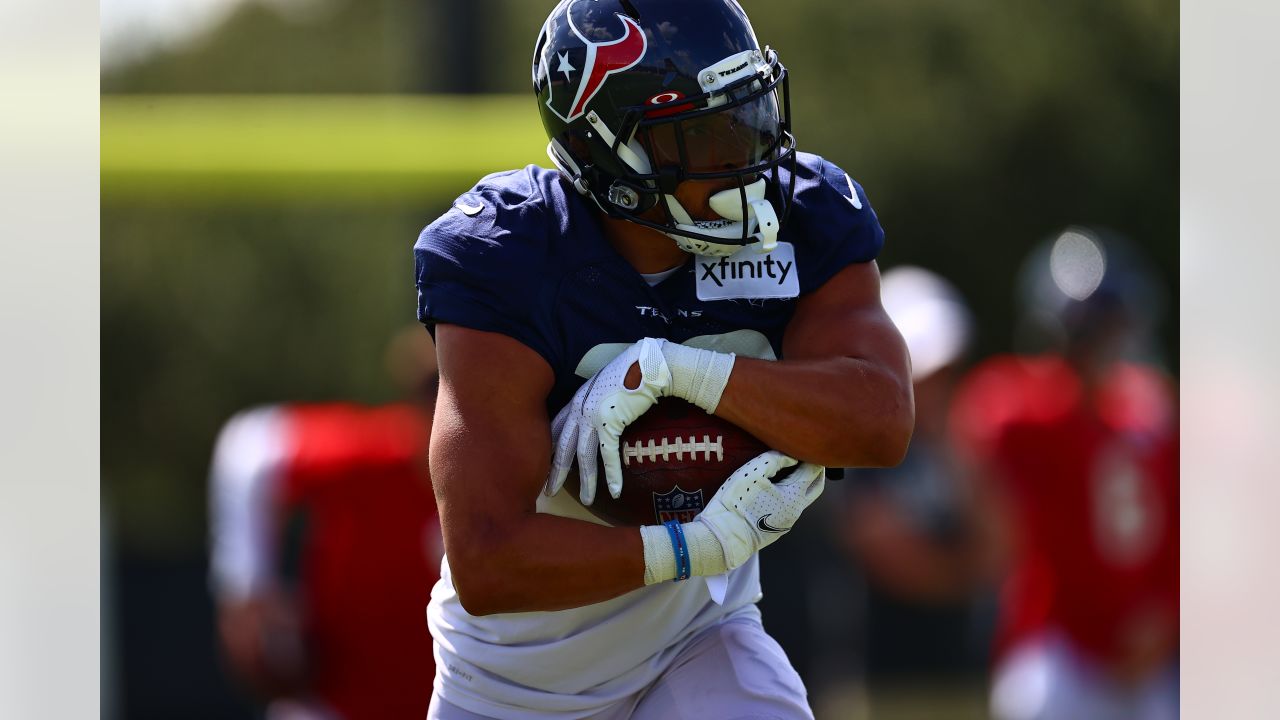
[695,241,799,301]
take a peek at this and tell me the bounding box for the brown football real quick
[568,397,769,527]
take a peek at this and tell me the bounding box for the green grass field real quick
[102,95,550,202]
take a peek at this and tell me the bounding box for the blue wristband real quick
[664,520,691,581]
[675,524,690,581]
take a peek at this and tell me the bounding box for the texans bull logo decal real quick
[544,1,648,123]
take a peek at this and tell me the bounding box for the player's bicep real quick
[430,324,555,541]
[783,260,911,380]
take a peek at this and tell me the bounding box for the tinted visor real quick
[639,91,782,176]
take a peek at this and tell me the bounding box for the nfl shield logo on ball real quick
[653,487,705,524]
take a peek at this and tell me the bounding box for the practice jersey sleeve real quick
[279,403,431,503]
[208,405,291,601]
[784,153,886,294]
[414,169,559,366]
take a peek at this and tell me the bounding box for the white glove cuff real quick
[659,341,735,414]
[682,520,729,577]
[642,521,729,583]
[640,525,677,586]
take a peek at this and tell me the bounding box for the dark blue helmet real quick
[532,0,796,256]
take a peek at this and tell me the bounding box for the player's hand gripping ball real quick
[565,397,769,527]
[546,338,673,507]
[546,338,736,507]
[693,451,826,570]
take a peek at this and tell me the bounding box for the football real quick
[568,397,769,527]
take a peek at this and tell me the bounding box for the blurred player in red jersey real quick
[208,327,443,720]
[839,266,999,677]
[843,265,981,602]
[949,228,1178,720]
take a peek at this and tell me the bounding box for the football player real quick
[840,266,994,677]
[415,1,913,717]
[209,327,442,720]
[949,228,1179,720]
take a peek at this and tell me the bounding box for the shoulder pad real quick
[783,153,886,293]
[414,167,560,363]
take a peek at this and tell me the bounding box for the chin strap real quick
[663,179,780,257]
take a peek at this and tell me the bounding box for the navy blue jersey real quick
[415,152,884,415]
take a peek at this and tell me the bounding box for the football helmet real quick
[1015,226,1165,362]
[879,266,974,382]
[532,0,797,256]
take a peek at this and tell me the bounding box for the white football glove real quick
[546,338,737,506]
[691,451,826,571]
[546,338,671,506]
[658,340,737,416]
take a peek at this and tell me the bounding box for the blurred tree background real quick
[101,0,1176,717]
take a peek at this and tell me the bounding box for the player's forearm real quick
[443,511,645,616]
[217,596,309,699]
[714,355,913,467]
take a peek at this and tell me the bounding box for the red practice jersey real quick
[949,355,1179,667]
[211,403,439,720]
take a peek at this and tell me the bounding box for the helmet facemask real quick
[547,48,797,257]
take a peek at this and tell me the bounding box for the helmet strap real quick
[660,183,780,256]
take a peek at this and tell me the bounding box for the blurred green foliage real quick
[102,0,1176,556]
[103,201,428,554]
[103,0,421,93]
[102,95,547,201]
